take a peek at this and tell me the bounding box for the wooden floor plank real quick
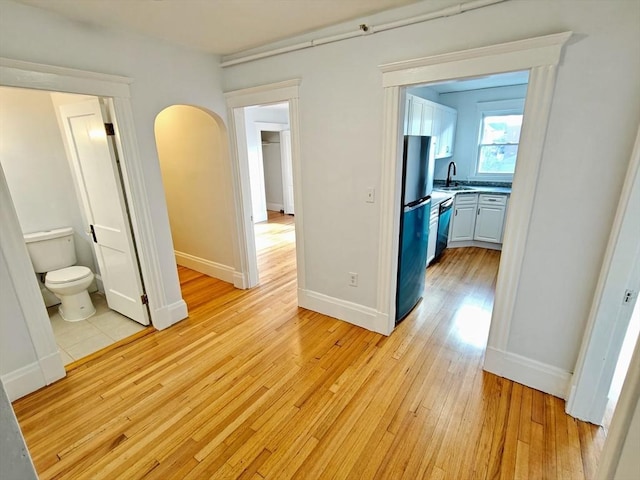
[12,212,606,479]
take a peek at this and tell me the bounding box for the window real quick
[475,99,525,177]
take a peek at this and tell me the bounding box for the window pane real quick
[478,145,518,174]
[481,115,522,144]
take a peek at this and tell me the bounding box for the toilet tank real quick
[24,227,77,273]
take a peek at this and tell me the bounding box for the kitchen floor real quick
[48,292,147,366]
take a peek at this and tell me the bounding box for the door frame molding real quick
[566,125,640,424]
[225,80,304,291]
[376,33,572,391]
[0,57,181,397]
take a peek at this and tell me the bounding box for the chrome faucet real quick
[446,161,457,187]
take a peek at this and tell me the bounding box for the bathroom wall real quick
[0,87,97,282]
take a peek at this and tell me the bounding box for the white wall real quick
[222,0,640,374]
[0,0,226,384]
[244,105,290,223]
[155,105,236,280]
[0,87,96,272]
[434,84,528,181]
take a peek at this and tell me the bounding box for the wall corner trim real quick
[484,346,571,399]
[152,299,188,330]
[298,288,389,335]
[1,363,45,402]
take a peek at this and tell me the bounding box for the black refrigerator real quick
[396,135,434,324]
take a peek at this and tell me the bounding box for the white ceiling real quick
[16,0,421,56]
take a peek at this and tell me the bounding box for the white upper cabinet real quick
[404,94,457,158]
[435,105,457,159]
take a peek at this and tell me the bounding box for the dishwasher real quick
[435,197,453,261]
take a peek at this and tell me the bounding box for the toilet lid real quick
[46,266,92,284]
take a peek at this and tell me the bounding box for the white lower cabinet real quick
[427,204,439,264]
[449,192,508,247]
[450,193,478,242]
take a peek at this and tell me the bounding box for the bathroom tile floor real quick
[48,292,147,366]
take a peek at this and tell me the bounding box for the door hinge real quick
[141,294,149,305]
[89,224,97,243]
[104,123,115,136]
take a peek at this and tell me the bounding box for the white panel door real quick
[474,205,506,243]
[451,205,477,241]
[59,100,149,325]
[280,130,294,215]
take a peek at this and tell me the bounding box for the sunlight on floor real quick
[452,303,491,348]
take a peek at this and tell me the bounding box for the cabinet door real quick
[451,204,477,241]
[421,101,435,136]
[408,97,423,135]
[436,107,457,159]
[474,205,506,243]
[427,215,438,264]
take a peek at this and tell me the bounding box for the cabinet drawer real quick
[478,194,507,206]
[454,193,478,205]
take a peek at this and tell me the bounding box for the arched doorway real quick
[154,105,239,287]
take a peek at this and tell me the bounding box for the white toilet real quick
[24,227,96,322]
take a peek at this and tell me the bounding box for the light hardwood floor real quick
[13,212,606,479]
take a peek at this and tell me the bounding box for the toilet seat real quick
[46,266,93,284]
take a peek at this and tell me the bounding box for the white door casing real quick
[225,80,303,291]
[281,130,294,215]
[377,33,572,397]
[566,125,640,424]
[58,99,149,325]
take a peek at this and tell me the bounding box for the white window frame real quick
[471,98,525,182]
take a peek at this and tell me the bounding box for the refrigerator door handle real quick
[406,195,432,208]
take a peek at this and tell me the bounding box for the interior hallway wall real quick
[155,105,236,281]
[0,0,227,394]
[222,0,640,374]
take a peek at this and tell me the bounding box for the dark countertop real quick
[433,185,512,195]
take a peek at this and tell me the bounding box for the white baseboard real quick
[152,299,188,330]
[1,363,45,401]
[448,240,502,251]
[39,351,66,385]
[174,250,238,284]
[298,288,389,335]
[266,202,284,212]
[0,350,66,401]
[483,346,571,399]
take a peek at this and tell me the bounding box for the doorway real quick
[225,80,304,295]
[244,103,295,284]
[0,86,150,367]
[396,71,530,349]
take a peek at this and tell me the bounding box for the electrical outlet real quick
[349,272,358,287]
[366,187,375,203]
